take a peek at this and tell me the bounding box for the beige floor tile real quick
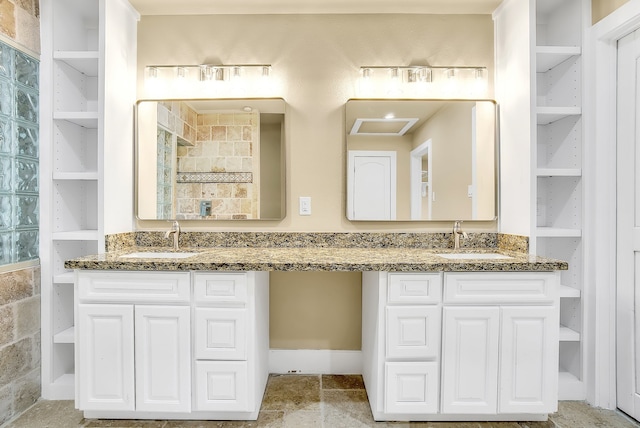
[282,410,321,427]
[322,389,377,427]
[260,375,320,412]
[5,400,84,428]
[321,374,365,390]
[550,401,640,428]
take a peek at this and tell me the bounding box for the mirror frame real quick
[345,98,499,222]
[134,97,287,221]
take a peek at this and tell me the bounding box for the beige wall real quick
[137,14,494,349]
[593,0,630,23]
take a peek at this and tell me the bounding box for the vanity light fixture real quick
[359,65,486,83]
[143,64,273,83]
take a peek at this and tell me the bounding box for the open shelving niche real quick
[533,0,587,400]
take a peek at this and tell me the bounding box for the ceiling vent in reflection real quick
[349,118,419,136]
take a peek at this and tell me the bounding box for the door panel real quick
[347,151,396,220]
[195,361,250,411]
[384,362,439,414]
[135,305,191,412]
[617,27,640,421]
[77,304,135,411]
[195,307,247,360]
[441,306,499,414]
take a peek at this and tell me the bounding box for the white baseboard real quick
[269,349,363,374]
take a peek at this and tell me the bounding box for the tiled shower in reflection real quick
[0,40,39,265]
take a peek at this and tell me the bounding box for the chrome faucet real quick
[165,221,180,250]
[453,220,468,250]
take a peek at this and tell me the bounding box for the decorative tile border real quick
[176,172,253,183]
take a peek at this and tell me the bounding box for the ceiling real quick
[128,0,503,16]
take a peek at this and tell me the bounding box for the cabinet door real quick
[385,362,439,414]
[441,307,499,414]
[386,306,440,359]
[77,304,135,411]
[195,361,250,411]
[135,305,191,413]
[195,307,247,360]
[500,306,559,413]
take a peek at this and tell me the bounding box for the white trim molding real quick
[586,0,640,409]
[268,350,363,375]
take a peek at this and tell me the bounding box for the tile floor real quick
[4,375,640,428]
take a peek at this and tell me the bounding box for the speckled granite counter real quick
[64,246,567,272]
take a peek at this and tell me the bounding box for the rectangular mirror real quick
[136,98,286,220]
[346,99,497,221]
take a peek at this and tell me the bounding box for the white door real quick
[384,362,439,414]
[77,304,135,411]
[500,306,558,414]
[195,361,250,412]
[617,28,640,421]
[441,306,499,414]
[194,307,247,360]
[347,151,396,220]
[135,305,191,413]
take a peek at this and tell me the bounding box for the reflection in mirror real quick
[136,98,285,220]
[346,99,497,221]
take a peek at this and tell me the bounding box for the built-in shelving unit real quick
[40,0,139,400]
[494,0,587,402]
[532,0,587,400]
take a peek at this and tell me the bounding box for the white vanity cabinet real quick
[362,271,560,422]
[74,270,269,421]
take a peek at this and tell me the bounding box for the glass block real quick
[0,115,11,154]
[0,195,12,230]
[16,123,38,158]
[0,43,11,78]
[15,230,38,262]
[16,88,38,124]
[0,79,12,117]
[0,232,12,265]
[15,195,38,228]
[0,156,12,192]
[14,51,38,89]
[16,158,38,193]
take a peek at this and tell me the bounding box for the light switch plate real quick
[299,196,311,215]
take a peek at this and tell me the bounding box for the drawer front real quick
[387,273,441,305]
[194,361,250,412]
[384,362,439,414]
[386,306,441,359]
[195,307,247,360]
[443,272,558,304]
[194,273,248,304]
[78,271,190,303]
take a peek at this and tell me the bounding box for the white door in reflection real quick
[347,151,396,220]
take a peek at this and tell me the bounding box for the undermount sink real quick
[120,252,199,259]
[436,253,513,260]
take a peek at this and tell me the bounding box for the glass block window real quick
[157,127,173,219]
[0,40,39,265]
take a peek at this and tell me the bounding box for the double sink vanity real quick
[65,231,567,422]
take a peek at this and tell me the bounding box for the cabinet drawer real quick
[386,306,441,359]
[194,308,247,360]
[78,271,190,303]
[194,361,250,412]
[443,272,558,304]
[384,362,439,414]
[194,273,248,304]
[387,273,441,304]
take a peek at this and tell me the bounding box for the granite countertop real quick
[64,246,568,272]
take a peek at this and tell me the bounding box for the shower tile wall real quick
[176,111,259,219]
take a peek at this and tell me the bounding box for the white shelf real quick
[53,50,99,76]
[53,172,99,181]
[558,370,586,401]
[559,284,581,298]
[536,227,582,238]
[560,326,580,342]
[53,272,75,284]
[53,111,99,128]
[53,326,75,344]
[537,107,581,125]
[52,230,100,241]
[536,168,581,177]
[536,46,581,72]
